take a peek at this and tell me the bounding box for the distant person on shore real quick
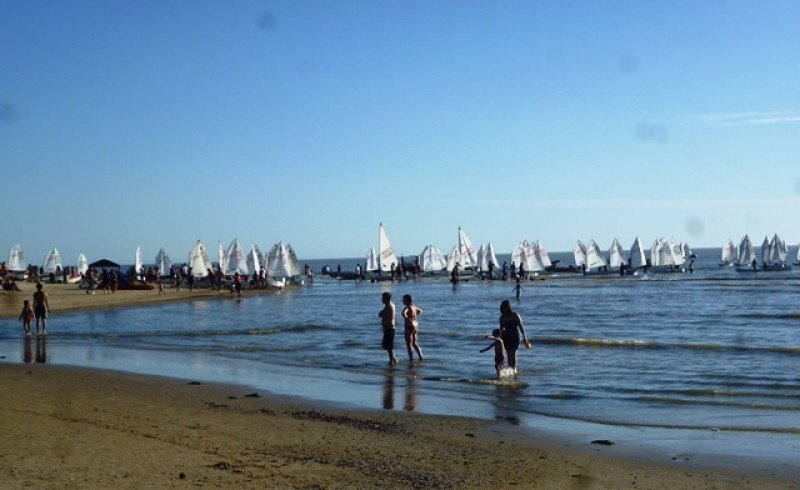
[498,299,529,374]
[232,272,242,297]
[480,328,505,377]
[33,283,51,335]
[109,269,118,294]
[2,276,21,291]
[512,277,524,301]
[401,294,424,362]
[379,292,398,366]
[156,268,165,294]
[85,268,95,295]
[19,299,34,336]
[450,264,460,288]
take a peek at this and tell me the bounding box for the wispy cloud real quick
[692,111,800,127]
[430,196,799,211]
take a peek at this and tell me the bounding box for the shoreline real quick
[0,281,285,320]
[1,362,795,488]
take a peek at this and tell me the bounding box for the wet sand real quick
[0,364,794,488]
[0,281,280,320]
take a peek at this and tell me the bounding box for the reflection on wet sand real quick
[382,375,394,410]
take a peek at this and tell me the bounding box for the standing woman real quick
[401,294,424,362]
[498,299,529,374]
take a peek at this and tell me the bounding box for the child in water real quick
[480,329,505,377]
[401,294,424,362]
[19,300,34,336]
[512,276,524,300]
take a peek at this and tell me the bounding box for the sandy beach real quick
[1,363,794,489]
[0,281,279,320]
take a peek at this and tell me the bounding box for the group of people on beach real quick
[379,293,530,377]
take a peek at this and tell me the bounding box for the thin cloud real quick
[693,111,800,127]
[432,196,800,211]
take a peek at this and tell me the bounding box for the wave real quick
[737,312,800,320]
[50,323,334,341]
[533,336,800,356]
[631,395,800,411]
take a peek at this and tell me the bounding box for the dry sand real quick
[0,364,795,489]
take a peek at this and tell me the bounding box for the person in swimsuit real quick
[379,292,398,366]
[32,283,51,335]
[19,299,34,336]
[401,294,424,362]
[498,299,529,374]
[480,328,505,377]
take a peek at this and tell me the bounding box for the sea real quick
[2,247,799,472]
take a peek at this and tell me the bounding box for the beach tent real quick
[88,259,121,271]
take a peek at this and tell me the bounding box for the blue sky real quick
[2,1,799,263]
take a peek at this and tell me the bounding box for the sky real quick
[2,1,799,263]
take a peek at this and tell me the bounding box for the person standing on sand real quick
[498,299,529,374]
[401,294,424,362]
[379,292,398,366]
[32,283,51,335]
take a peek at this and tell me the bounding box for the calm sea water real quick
[2,247,799,461]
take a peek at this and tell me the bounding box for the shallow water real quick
[2,248,799,465]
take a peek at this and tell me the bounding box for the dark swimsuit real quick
[500,315,521,350]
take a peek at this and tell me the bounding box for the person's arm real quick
[479,341,495,353]
[516,313,527,342]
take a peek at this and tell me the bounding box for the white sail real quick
[285,244,302,277]
[768,234,786,266]
[42,247,62,274]
[365,246,379,272]
[457,227,478,268]
[737,235,755,267]
[796,243,800,263]
[188,240,212,277]
[656,238,677,267]
[445,246,460,272]
[525,241,544,272]
[682,242,692,259]
[511,241,526,269]
[671,239,685,266]
[8,244,26,272]
[534,241,552,268]
[267,242,293,278]
[608,239,625,268]
[218,241,226,272]
[155,248,172,274]
[586,239,608,270]
[246,245,261,275]
[573,240,587,268]
[419,245,447,272]
[485,242,500,269]
[476,244,486,271]
[378,223,398,272]
[134,246,144,273]
[721,239,735,264]
[225,239,249,275]
[630,237,646,269]
[760,236,770,265]
[77,253,88,275]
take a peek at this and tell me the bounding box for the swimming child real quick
[401,294,424,362]
[19,300,34,336]
[480,328,505,377]
[379,292,398,366]
[512,276,524,300]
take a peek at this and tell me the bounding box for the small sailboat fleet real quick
[734,234,791,272]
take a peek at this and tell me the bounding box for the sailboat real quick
[218,241,227,274]
[457,227,478,270]
[795,243,800,266]
[67,253,89,283]
[478,242,500,276]
[720,239,736,267]
[735,235,757,272]
[445,246,461,272]
[264,242,301,286]
[224,239,249,276]
[246,245,261,277]
[573,240,587,270]
[533,241,551,270]
[365,246,379,272]
[134,246,144,277]
[585,239,608,272]
[188,240,213,278]
[8,244,26,274]
[762,233,791,271]
[419,245,447,274]
[377,223,399,277]
[608,239,626,270]
[155,248,172,276]
[42,247,62,276]
[629,237,646,272]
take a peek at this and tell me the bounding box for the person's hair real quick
[23,299,30,306]
[382,292,391,302]
[402,294,412,304]
[500,299,512,315]
[36,283,42,290]
[492,328,501,337]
